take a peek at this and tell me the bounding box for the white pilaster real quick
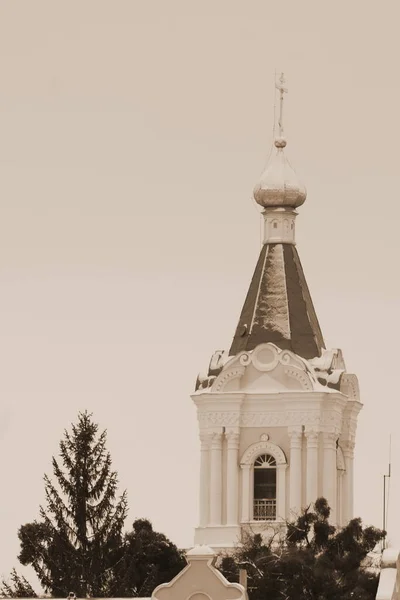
[337,470,345,526]
[226,431,240,526]
[199,432,212,527]
[305,429,319,505]
[240,464,251,522]
[276,464,288,520]
[209,432,223,525]
[322,432,338,523]
[288,426,303,516]
[341,440,355,524]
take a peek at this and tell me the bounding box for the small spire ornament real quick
[275,72,288,143]
[253,73,306,209]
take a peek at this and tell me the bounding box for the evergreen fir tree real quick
[0,568,37,598]
[17,411,128,597]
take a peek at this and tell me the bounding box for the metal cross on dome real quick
[275,72,287,137]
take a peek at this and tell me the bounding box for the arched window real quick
[253,454,277,521]
[240,438,287,523]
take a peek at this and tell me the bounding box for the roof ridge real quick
[249,243,269,336]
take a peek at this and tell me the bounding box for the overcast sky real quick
[1,0,400,590]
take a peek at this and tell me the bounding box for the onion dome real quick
[253,136,307,208]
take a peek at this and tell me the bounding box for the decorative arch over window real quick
[240,439,287,466]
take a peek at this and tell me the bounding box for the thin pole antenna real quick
[382,434,392,550]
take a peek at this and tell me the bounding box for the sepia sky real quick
[1,0,400,589]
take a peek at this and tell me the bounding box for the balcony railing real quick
[253,499,277,521]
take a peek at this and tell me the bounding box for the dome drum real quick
[262,206,297,245]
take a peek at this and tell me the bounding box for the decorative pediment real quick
[152,545,247,600]
[212,366,246,392]
[210,343,317,393]
[194,343,358,401]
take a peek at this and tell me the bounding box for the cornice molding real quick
[193,390,348,406]
[197,407,345,431]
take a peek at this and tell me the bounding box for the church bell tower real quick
[192,75,362,549]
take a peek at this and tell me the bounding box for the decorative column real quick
[199,432,212,527]
[276,464,288,520]
[226,431,240,526]
[209,431,223,525]
[305,429,319,505]
[240,464,251,522]
[337,470,345,526]
[341,439,355,524]
[322,431,338,523]
[288,426,303,515]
